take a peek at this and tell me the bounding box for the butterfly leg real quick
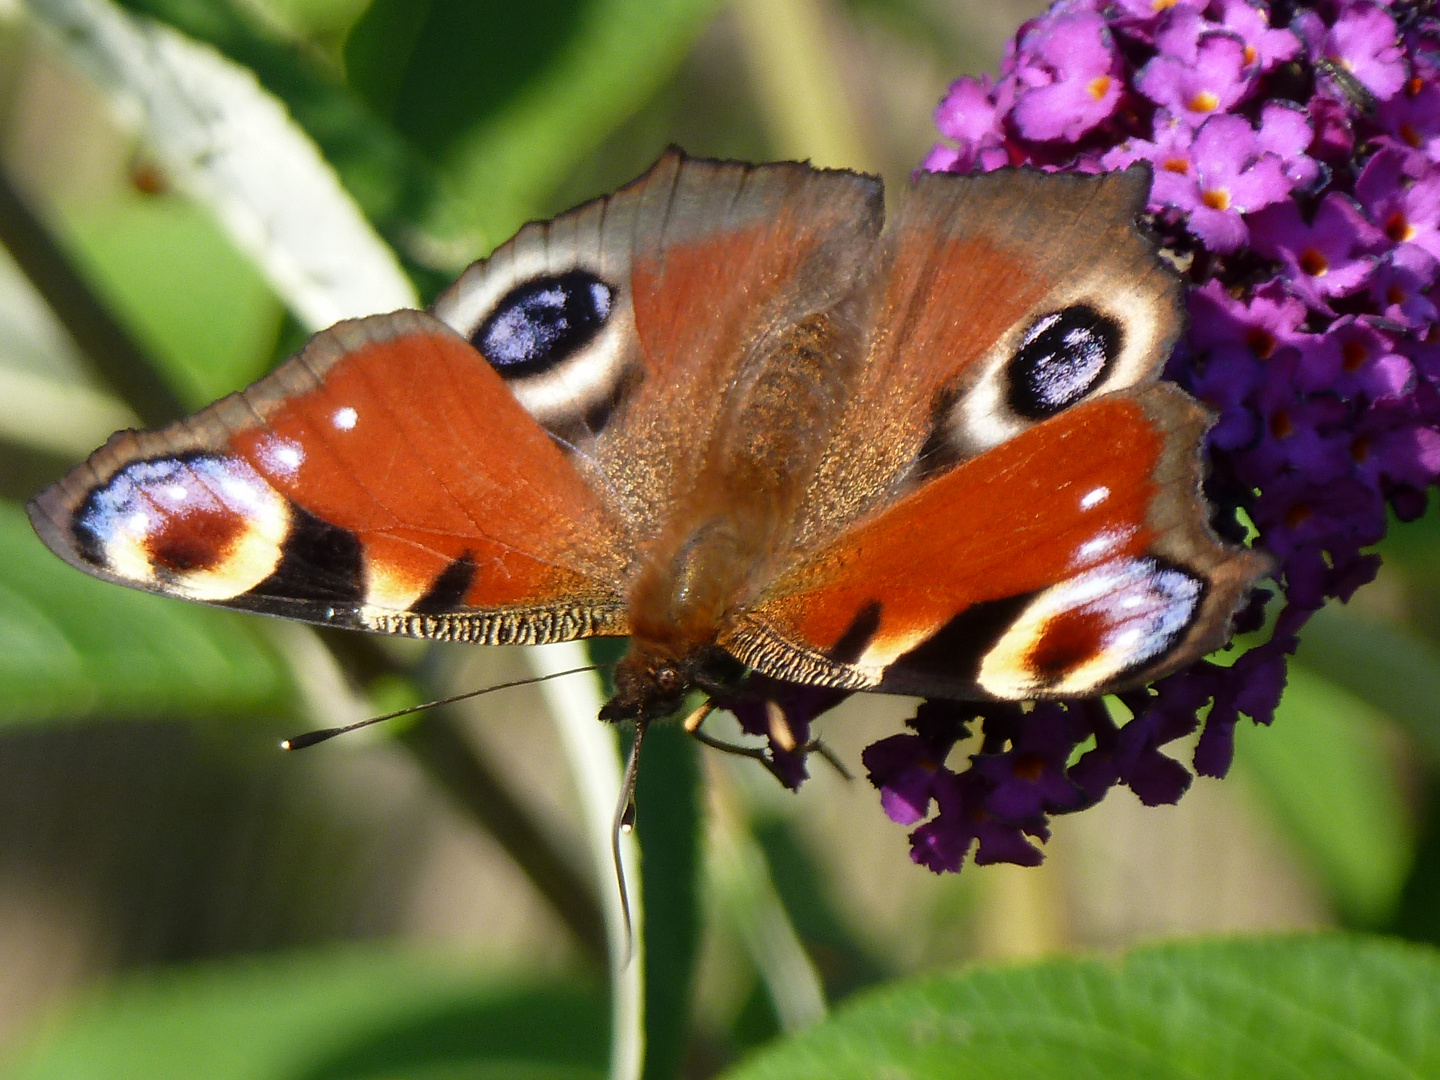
[805,739,853,781]
[685,699,852,782]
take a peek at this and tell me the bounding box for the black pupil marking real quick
[476,270,615,376]
[1006,304,1122,419]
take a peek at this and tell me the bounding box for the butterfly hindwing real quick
[725,384,1268,699]
[706,163,1266,701]
[28,312,632,644]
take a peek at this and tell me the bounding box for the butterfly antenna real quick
[611,717,648,962]
[280,664,611,750]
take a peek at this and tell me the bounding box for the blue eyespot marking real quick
[475,270,615,376]
[1007,304,1122,419]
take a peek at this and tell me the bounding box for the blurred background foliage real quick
[0,0,1439,1077]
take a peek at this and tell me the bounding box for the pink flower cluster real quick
[863,0,1440,872]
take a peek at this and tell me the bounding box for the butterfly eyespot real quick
[977,556,1204,697]
[1006,304,1122,419]
[475,270,616,376]
[72,454,292,602]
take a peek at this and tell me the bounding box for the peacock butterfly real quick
[27,150,1269,750]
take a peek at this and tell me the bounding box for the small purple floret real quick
[1011,12,1127,142]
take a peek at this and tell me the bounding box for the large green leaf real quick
[118,0,720,269]
[0,946,607,1080]
[344,0,722,249]
[114,0,457,269]
[1234,662,1411,925]
[60,196,283,406]
[721,935,1440,1080]
[0,499,290,724]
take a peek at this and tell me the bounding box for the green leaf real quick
[344,0,722,248]
[0,499,290,724]
[0,946,607,1080]
[121,0,719,269]
[60,197,283,406]
[1234,662,1411,925]
[721,935,1440,1080]
[32,0,418,335]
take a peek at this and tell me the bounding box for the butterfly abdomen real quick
[609,302,871,720]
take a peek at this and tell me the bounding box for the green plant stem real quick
[730,0,875,172]
[531,642,645,1080]
[708,760,827,1033]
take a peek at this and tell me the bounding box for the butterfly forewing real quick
[29,312,632,645]
[431,149,886,542]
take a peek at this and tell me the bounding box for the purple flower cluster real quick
[859,0,1440,873]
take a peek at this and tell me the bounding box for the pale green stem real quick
[25,0,416,327]
[530,641,645,1080]
[730,0,876,173]
[0,364,135,458]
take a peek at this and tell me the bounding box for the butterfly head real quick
[598,642,692,724]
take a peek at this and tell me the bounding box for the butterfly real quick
[28,149,1268,754]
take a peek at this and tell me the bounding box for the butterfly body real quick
[28,150,1268,731]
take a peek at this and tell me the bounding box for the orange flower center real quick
[1351,435,1371,462]
[1388,284,1408,305]
[1012,754,1048,782]
[1299,247,1330,276]
[1285,502,1314,528]
[1270,410,1295,438]
[1341,340,1369,372]
[1245,327,1277,359]
[1088,75,1113,101]
[1244,44,1258,65]
[1202,188,1231,211]
[1385,211,1416,243]
[1188,90,1220,113]
[1400,123,1423,149]
[1162,156,1190,174]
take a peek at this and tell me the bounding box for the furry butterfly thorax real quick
[28,150,1268,738]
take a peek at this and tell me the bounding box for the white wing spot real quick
[1080,486,1110,510]
[1073,525,1135,568]
[333,406,358,430]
